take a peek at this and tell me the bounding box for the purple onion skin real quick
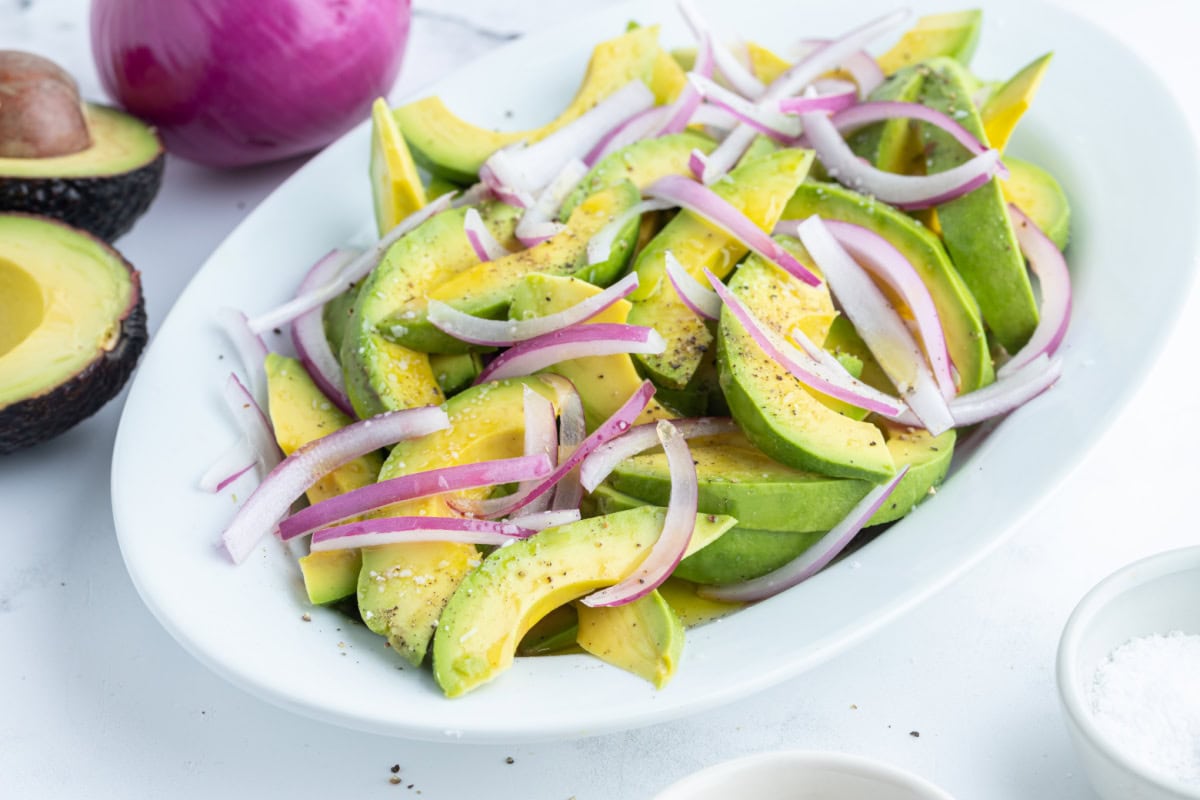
[91,0,411,168]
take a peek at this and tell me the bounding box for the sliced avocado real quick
[575,590,684,688]
[322,283,359,359]
[560,131,716,218]
[718,248,895,480]
[627,148,814,389]
[648,45,688,104]
[745,41,790,84]
[1001,156,1070,251]
[384,182,642,354]
[919,58,1039,354]
[981,53,1053,153]
[264,354,383,605]
[782,181,993,392]
[424,174,462,202]
[508,273,674,427]
[395,26,664,183]
[516,604,581,656]
[847,64,926,175]
[340,202,521,418]
[876,10,983,74]
[0,104,163,242]
[369,97,427,237]
[0,214,146,453]
[361,377,561,665]
[431,506,737,696]
[430,352,483,396]
[657,578,743,627]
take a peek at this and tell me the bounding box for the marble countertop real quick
[2,1,1198,797]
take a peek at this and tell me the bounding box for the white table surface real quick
[2,1,1197,797]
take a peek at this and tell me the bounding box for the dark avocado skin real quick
[0,235,148,454]
[0,151,164,242]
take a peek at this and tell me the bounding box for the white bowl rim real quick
[1056,544,1200,798]
[652,749,955,799]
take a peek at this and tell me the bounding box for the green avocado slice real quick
[381,181,642,354]
[782,181,994,393]
[431,506,737,697]
[919,57,1039,354]
[1001,156,1070,251]
[627,148,814,389]
[876,10,983,74]
[847,64,926,175]
[0,214,146,453]
[575,590,684,688]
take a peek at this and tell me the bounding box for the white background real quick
[1,1,1197,797]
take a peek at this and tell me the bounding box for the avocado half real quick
[0,104,164,242]
[0,213,147,454]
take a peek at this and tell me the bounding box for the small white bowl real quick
[1057,545,1200,800]
[652,750,954,800]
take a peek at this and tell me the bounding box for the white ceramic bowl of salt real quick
[1057,545,1200,800]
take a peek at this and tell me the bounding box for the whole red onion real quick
[91,0,411,168]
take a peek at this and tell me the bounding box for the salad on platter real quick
[203,3,1070,698]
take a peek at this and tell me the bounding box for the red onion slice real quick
[473,324,666,384]
[666,250,721,320]
[276,453,553,541]
[952,354,1062,425]
[514,385,560,517]
[248,194,455,334]
[483,80,656,195]
[550,384,587,512]
[449,381,656,519]
[795,217,953,434]
[429,272,639,347]
[480,159,535,209]
[688,74,801,140]
[644,175,821,287]
[515,158,589,248]
[586,199,672,266]
[791,38,886,98]
[706,270,905,416]
[801,109,1003,210]
[774,90,857,115]
[585,106,668,165]
[221,405,450,563]
[464,207,512,263]
[291,249,359,417]
[580,416,739,492]
[452,182,496,208]
[678,0,766,100]
[309,516,534,553]
[199,436,258,493]
[222,372,281,477]
[215,307,270,407]
[782,218,957,399]
[581,420,699,607]
[650,32,716,138]
[998,205,1072,377]
[829,101,995,164]
[700,465,909,603]
[505,508,582,531]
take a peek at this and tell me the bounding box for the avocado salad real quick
[208,6,1071,698]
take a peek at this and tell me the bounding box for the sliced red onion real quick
[779,218,957,399]
[678,0,765,100]
[215,307,269,407]
[696,126,757,185]
[586,199,672,266]
[291,249,359,417]
[650,32,716,138]
[199,436,258,493]
[688,73,801,140]
[792,38,886,98]
[514,385,560,517]
[688,148,711,180]
[701,465,909,603]
[696,9,909,184]
[952,354,1062,425]
[505,508,582,531]
[998,205,1072,377]
[248,194,455,334]
[474,324,666,384]
[550,383,586,512]
[309,516,534,553]
[645,175,821,286]
[795,217,953,433]
[774,90,857,115]
[788,326,849,372]
[705,270,904,416]
[801,109,1003,209]
[482,80,655,195]
[276,453,552,541]
[221,405,450,564]
[449,380,656,519]
[585,106,668,165]
[464,207,512,262]
[688,103,738,132]
[515,159,589,247]
[452,182,496,208]
[428,272,639,347]
[581,420,698,607]
[222,372,281,476]
[579,416,739,492]
[666,250,721,320]
[480,158,534,209]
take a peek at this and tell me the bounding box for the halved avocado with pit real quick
[0,213,147,453]
[0,104,164,242]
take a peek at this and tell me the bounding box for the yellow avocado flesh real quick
[358,377,561,665]
[1001,156,1070,251]
[394,26,665,183]
[369,98,427,236]
[431,506,737,697]
[0,216,131,407]
[876,10,983,75]
[981,52,1053,153]
[575,590,683,689]
[0,104,160,178]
